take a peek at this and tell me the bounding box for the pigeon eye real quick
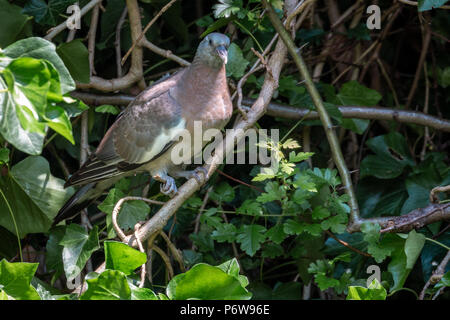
[209,39,213,45]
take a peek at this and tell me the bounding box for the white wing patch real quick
[136,118,186,163]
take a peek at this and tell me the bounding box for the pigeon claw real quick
[158,175,177,197]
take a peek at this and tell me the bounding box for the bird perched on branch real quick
[54,33,232,225]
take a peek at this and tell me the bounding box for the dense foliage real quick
[0,0,449,300]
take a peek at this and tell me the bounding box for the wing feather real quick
[65,70,186,187]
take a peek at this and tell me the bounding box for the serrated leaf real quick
[95,105,120,115]
[236,224,266,256]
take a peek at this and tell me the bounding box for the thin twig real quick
[121,0,178,66]
[405,14,431,109]
[419,250,450,300]
[325,230,371,257]
[134,222,146,288]
[45,0,103,40]
[192,186,213,244]
[153,245,174,281]
[263,0,361,228]
[160,231,185,272]
[430,185,450,203]
[115,6,128,78]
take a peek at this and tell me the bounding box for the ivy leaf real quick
[166,262,251,300]
[213,0,242,18]
[0,260,40,300]
[236,225,266,256]
[0,156,74,237]
[418,0,450,11]
[404,230,425,269]
[23,0,77,26]
[59,224,100,281]
[4,37,75,94]
[57,40,90,83]
[217,258,249,288]
[0,148,10,164]
[226,43,249,78]
[104,241,147,275]
[80,270,131,300]
[347,279,387,300]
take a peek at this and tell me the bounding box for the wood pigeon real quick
[54,33,232,225]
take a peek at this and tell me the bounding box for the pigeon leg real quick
[153,172,177,197]
[170,167,209,185]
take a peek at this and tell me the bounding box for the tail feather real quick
[52,183,97,226]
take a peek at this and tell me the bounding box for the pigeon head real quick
[195,33,230,68]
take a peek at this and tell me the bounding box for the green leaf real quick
[314,273,340,290]
[117,200,150,231]
[335,81,382,106]
[312,206,330,220]
[80,270,131,300]
[94,105,120,115]
[104,241,147,275]
[60,225,100,281]
[57,40,90,83]
[0,0,31,48]
[361,222,392,263]
[210,182,235,203]
[346,279,387,300]
[236,224,266,256]
[262,243,284,258]
[4,37,75,94]
[0,148,10,164]
[213,0,242,18]
[45,226,66,275]
[418,0,449,11]
[217,258,249,288]
[0,156,74,237]
[404,230,425,269]
[361,132,414,179]
[166,263,251,300]
[266,224,287,244]
[237,200,263,216]
[256,181,285,203]
[211,223,237,243]
[0,69,44,154]
[226,43,249,78]
[23,0,77,26]
[0,259,40,300]
[130,284,158,300]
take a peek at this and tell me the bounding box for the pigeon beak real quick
[216,45,228,64]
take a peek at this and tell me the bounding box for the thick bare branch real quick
[70,92,450,132]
